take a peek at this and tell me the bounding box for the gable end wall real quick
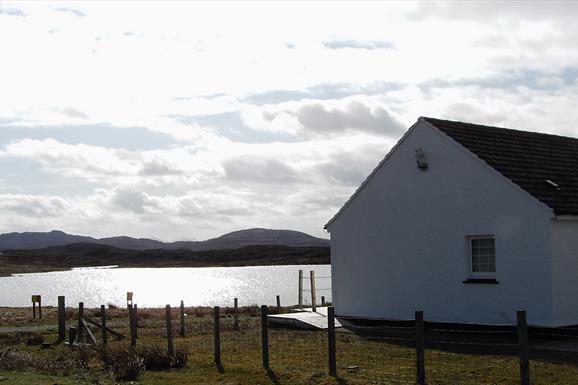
[328,121,554,325]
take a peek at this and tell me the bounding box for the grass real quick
[2,306,578,384]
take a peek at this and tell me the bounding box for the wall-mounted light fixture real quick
[414,148,428,171]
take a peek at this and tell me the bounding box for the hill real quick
[0,228,329,251]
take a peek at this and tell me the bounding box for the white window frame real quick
[466,235,496,279]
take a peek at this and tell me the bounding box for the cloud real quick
[59,107,88,119]
[222,156,301,184]
[138,158,184,176]
[0,194,67,217]
[6,1,578,242]
[292,101,405,138]
[0,139,135,179]
[240,99,407,141]
[323,39,394,50]
[409,2,578,22]
[109,189,158,214]
[54,7,85,17]
[242,81,403,106]
[1,8,25,17]
[535,76,565,89]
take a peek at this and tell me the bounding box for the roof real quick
[423,117,578,216]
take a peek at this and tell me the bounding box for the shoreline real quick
[0,260,329,278]
[0,244,330,277]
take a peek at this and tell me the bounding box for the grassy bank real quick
[2,306,578,384]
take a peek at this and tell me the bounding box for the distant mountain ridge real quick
[0,228,329,251]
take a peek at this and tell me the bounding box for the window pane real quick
[470,237,496,275]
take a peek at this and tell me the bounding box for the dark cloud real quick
[323,39,394,50]
[291,102,404,138]
[110,189,154,214]
[312,142,390,186]
[55,7,85,17]
[243,81,403,106]
[223,156,301,184]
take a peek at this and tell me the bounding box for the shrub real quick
[24,333,44,346]
[172,346,189,369]
[137,344,171,370]
[101,346,145,382]
[134,343,189,370]
[65,308,76,320]
[0,347,85,376]
[0,348,39,371]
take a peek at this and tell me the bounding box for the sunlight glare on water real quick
[0,265,331,308]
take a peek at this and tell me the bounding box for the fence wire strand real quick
[9,305,578,384]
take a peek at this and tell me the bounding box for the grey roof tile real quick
[424,117,578,215]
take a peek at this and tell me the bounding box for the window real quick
[468,236,496,278]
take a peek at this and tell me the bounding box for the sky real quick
[1,1,578,241]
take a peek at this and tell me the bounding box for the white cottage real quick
[325,117,578,327]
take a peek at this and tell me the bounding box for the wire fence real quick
[6,302,578,384]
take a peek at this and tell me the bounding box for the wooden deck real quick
[268,307,342,330]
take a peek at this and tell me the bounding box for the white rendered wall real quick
[328,121,555,326]
[551,220,578,326]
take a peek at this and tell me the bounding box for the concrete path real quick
[268,307,342,330]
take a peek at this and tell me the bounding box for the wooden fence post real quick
[233,298,239,331]
[517,310,531,385]
[165,305,174,357]
[327,306,337,376]
[298,270,303,309]
[321,296,326,306]
[180,300,186,337]
[101,305,107,345]
[68,327,77,345]
[276,295,281,308]
[58,296,66,341]
[261,305,269,369]
[310,270,317,312]
[38,296,42,319]
[214,306,221,366]
[77,302,84,343]
[416,310,425,385]
[32,301,36,319]
[130,304,138,347]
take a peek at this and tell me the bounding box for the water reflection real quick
[0,265,331,308]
